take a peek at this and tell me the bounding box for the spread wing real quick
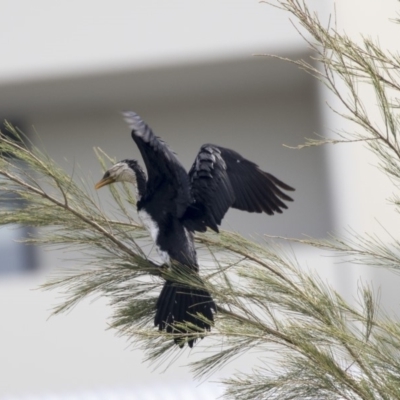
[183,144,294,233]
[122,111,191,217]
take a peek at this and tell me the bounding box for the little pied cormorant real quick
[95,111,295,347]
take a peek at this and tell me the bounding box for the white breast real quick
[138,209,171,265]
[138,209,159,242]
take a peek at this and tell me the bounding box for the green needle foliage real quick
[2,1,400,398]
[267,0,400,276]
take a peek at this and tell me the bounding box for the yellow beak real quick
[94,176,116,190]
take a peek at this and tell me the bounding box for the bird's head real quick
[95,159,139,189]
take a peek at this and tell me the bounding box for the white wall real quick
[329,0,400,313]
[334,0,400,231]
[0,0,320,83]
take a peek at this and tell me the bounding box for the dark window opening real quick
[0,118,37,274]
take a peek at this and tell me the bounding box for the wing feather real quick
[122,111,191,217]
[184,144,294,232]
[218,146,294,213]
[183,145,235,232]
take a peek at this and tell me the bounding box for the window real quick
[0,119,37,274]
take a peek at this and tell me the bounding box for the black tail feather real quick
[155,280,216,347]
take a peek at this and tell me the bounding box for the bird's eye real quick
[103,171,110,179]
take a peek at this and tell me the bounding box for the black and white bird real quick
[95,111,294,347]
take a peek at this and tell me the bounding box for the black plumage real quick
[95,111,295,347]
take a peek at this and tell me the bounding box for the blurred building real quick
[1,0,399,398]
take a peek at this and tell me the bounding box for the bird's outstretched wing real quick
[183,144,295,233]
[122,111,191,217]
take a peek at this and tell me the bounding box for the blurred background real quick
[1,0,400,398]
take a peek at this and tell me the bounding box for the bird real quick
[95,111,295,347]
